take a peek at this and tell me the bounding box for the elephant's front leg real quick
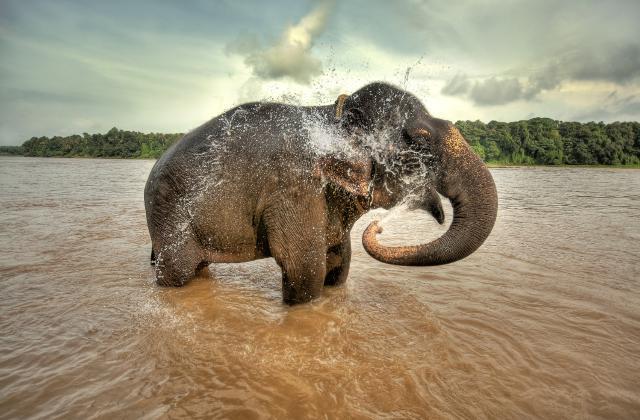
[324,236,351,286]
[279,252,326,304]
[265,203,328,305]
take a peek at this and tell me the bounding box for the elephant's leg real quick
[265,206,327,304]
[277,248,326,304]
[195,261,210,276]
[153,237,203,287]
[324,236,351,286]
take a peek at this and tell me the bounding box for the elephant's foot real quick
[324,266,348,286]
[263,198,328,304]
[195,261,211,276]
[154,263,190,287]
[282,275,324,304]
[277,256,326,305]
[153,242,203,287]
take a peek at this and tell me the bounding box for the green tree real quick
[13,120,640,165]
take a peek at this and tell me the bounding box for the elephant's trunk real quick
[362,126,498,265]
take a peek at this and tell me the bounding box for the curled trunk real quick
[362,144,498,266]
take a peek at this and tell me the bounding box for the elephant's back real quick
[144,102,322,228]
[144,113,230,203]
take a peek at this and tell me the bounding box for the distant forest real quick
[0,128,182,159]
[1,118,639,165]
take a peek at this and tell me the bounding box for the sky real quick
[1,0,639,145]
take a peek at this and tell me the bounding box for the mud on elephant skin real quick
[144,82,498,304]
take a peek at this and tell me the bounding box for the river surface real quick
[0,156,639,419]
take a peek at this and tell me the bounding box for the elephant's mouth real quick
[367,160,443,222]
[367,160,397,210]
[350,159,377,214]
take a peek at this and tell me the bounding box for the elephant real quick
[144,82,498,304]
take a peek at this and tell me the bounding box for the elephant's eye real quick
[401,129,412,143]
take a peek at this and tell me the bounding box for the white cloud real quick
[226,0,335,84]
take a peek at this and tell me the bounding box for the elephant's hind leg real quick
[153,238,203,287]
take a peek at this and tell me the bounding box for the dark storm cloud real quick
[469,78,524,106]
[526,62,564,96]
[569,44,640,84]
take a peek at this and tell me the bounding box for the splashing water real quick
[300,106,441,230]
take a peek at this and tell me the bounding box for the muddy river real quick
[1,157,639,418]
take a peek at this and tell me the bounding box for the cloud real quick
[469,77,524,106]
[224,33,261,56]
[524,44,640,97]
[226,0,335,84]
[442,42,640,106]
[564,44,640,84]
[573,91,640,122]
[441,73,470,96]
[524,61,564,98]
[2,0,640,145]
[441,74,525,106]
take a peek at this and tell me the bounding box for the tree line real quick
[2,119,639,165]
[2,127,182,159]
[456,118,640,165]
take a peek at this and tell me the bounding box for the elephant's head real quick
[323,82,498,266]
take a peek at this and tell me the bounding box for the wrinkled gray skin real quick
[144,82,498,304]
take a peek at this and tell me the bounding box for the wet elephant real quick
[144,82,497,304]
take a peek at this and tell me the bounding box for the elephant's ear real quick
[316,156,371,197]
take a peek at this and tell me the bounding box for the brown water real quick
[1,156,639,419]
